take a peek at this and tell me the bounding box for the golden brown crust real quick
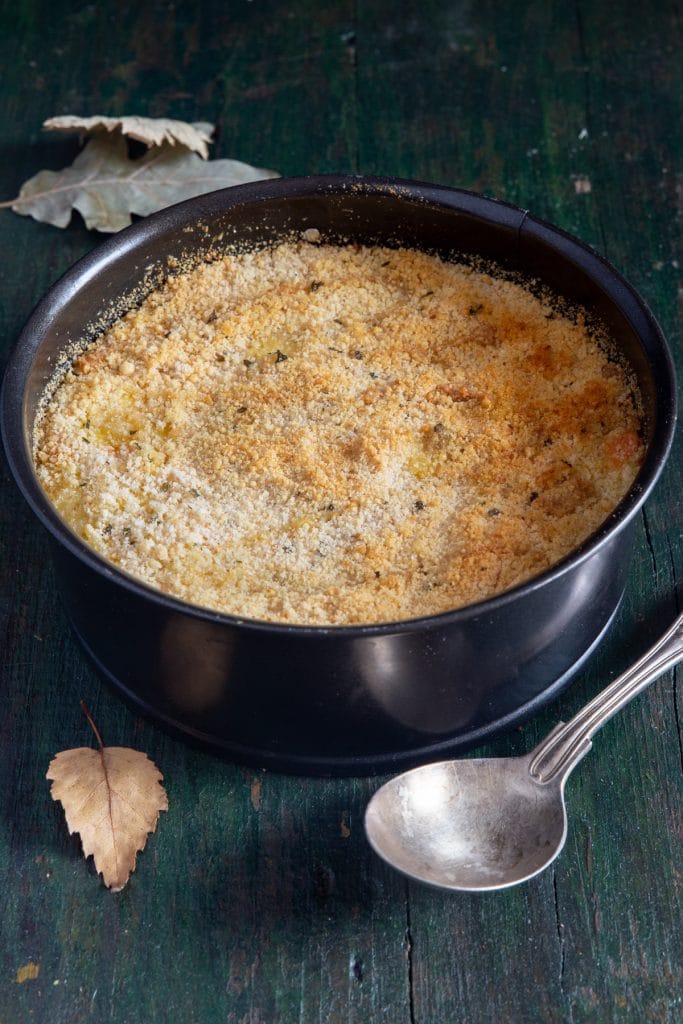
[34,242,644,625]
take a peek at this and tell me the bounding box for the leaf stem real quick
[80,700,105,751]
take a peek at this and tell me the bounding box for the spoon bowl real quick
[365,613,683,891]
[365,754,567,891]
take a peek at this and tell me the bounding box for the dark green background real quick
[0,2,680,1022]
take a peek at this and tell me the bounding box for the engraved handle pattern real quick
[529,612,683,784]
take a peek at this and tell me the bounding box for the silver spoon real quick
[365,610,683,892]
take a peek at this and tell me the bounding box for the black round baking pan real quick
[1,175,677,775]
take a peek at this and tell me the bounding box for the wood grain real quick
[0,1,680,1022]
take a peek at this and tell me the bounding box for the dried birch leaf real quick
[47,719,168,891]
[43,115,215,159]
[10,135,279,232]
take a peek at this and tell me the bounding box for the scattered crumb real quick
[573,176,592,194]
[15,963,40,984]
[250,777,261,812]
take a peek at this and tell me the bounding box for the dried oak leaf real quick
[43,114,215,159]
[47,741,168,891]
[10,134,279,232]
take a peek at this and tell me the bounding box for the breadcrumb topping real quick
[34,242,644,625]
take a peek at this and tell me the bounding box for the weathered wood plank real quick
[355,1,682,1022]
[0,1,680,1023]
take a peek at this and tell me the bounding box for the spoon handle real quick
[529,609,683,783]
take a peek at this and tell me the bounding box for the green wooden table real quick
[1,2,680,1021]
